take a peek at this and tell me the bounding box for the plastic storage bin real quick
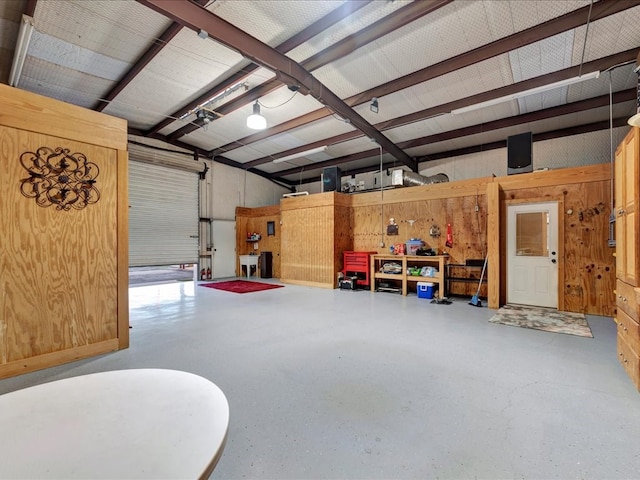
[406,239,424,256]
[417,282,434,299]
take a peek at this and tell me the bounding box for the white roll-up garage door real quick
[128,161,199,267]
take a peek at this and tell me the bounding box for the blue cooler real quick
[417,282,434,299]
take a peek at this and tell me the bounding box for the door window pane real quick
[516,212,548,257]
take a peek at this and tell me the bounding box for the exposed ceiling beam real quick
[416,117,630,164]
[137,0,416,171]
[160,0,449,141]
[289,116,630,185]
[145,0,373,136]
[212,0,634,156]
[94,0,208,113]
[95,23,181,112]
[24,0,37,17]
[272,89,635,177]
[402,89,635,150]
[243,49,638,168]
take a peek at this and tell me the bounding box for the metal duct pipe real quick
[391,169,449,187]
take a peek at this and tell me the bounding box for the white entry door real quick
[507,202,559,308]
[211,220,236,279]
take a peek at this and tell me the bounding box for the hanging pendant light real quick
[246,101,266,130]
[628,65,640,127]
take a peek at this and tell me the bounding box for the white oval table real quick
[0,369,229,479]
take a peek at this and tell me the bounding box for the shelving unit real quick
[446,262,488,298]
[370,254,448,298]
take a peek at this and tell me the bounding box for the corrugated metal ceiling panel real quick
[406,101,635,159]
[572,5,640,64]
[286,0,413,62]
[34,0,170,62]
[208,0,346,48]
[19,57,113,108]
[102,28,247,128]
[3,0,636,185]
[27,30,129,82]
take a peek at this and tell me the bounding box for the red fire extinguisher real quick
[200,268,206,280]
[445,223,453,248]
[206,267,212,280]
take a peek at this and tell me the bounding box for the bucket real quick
[417,282,435,299]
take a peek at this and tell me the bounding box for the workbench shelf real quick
[370,254,448,297]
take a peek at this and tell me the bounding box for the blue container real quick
[417,282,434,299]
[406,239,424,256]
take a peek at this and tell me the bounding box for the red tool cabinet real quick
[342,251,377,286]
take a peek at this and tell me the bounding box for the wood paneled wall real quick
[237,165,615,315]
[236,205,281,278]
[499,166,614,315]
[0,84,128,379]
[279,193,351,288]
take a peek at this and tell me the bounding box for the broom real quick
[469,255,488,307]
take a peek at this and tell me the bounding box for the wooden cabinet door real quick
[623,128,638,286]
[616,128,639,286]
[615,143,624,279]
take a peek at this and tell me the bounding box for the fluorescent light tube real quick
[9,14,35,87]
[273,145,327,163]
[451,71,600,115]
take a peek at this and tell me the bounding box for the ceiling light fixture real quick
[9,14,35,87]
[370,97,379,113]
[627,64,640,127]
[451,71,601,115]
[197,29,208,39]
[179,81,247,120]
[272,145,328,163]
[246,101,266,130]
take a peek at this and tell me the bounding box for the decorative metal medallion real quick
[19,147,100,210]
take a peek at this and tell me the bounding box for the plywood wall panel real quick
[352,196,488,266]
[334,205,352,275]
[0,129,119,365]
[235,206,281,278]
[487,182,501,309]
[239,164,614,314]
[351,205,384,252]
[0,84,126,150]
[501,179,614,315]
[281,205,335,287]
[0,84,128,379]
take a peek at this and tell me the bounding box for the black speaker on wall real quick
[322,166,341,192]
[507,131,533,175]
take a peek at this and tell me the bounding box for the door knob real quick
[551,251,556,255]
[551,259,557,264]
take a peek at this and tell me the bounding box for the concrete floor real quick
[1,280,639,479]
[129,265,195,285]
